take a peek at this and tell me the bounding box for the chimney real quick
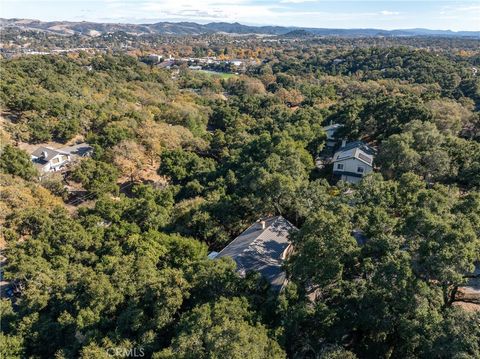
[260,221,266,230]
[41,151,48,158]
[341,139,347,148]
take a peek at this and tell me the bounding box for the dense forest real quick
[0,34,479,359]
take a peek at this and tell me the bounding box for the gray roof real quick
[217,216,296,291]
[31,146,68,160]
[333,141,374,166]
[322,123,343,131]
[323,123,343,141]
[59,143,93,157]
[337,141,374,155]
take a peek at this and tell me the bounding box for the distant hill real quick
[282,29,314,38]
[1,18,479,38]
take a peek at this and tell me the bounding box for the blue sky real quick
[2,0,479,31]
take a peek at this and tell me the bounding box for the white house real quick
[332,141,374,184]
[229,59,244,67]
[31,147,71,173]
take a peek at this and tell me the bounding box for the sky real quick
[1,0,479,31]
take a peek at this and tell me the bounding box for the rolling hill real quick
[1,18,479,38]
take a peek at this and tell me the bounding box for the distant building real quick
[229,59,244,67]
[31,147,71,173]
[332,141,374,184]
[158,59,175,69]
[216,216,296,292]
[31,143,93,174]
[147,54,163,63]
[322,123,343,148]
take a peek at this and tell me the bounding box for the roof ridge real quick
[217,216,283,256]
[32,146,68,154]
[254,216,281,242]
[216,219,264,256]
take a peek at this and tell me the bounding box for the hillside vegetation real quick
[0,37,479,358]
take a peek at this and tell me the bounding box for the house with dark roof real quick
[31,147,71,173]
[215,216,297,292]
[332,141,374,184]
[322,123,343,148]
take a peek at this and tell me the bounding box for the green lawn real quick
[199,70,238,79]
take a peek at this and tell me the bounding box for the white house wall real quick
[333,157,373,183]
[335,158,372,174]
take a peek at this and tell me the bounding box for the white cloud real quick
[440,4,480,15]
[280,0,317,3]
[2,0,479,31]
[455,5,480,12]
[379,10,400,16]
[136,0,280,23]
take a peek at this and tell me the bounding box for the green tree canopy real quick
[0,145,38,180]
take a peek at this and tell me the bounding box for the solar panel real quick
[358,153,372,164]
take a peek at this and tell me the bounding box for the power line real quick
[66,181,134,206]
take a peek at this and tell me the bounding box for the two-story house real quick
[31,147,71,173]
[332,141,374,184]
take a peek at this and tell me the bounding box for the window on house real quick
[337,163,344,170]
[357,166,364,173]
